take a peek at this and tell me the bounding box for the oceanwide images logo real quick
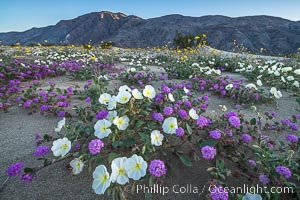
[124,184,294,196]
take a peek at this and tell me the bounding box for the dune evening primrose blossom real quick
[143,85,156,99]
[113,115,130,130]
[107,96,117,110]
[168,93,175,102]
[132,89,143,99]
[162,117,178,134]
[151,130,164,146]
[51,137,71,157]
[189,108,199,120]
[116,91,132,104]
[106,111,117,122]
[148,159,167,177]
[54,117,65,132]
[94,119,112,139]
[242,193,262,200]
[201,146,216,160]
[7,162,24,177]
[119,85,132,93]
[70,158,84,175]
[210,185,228,200]
[124,154,147,180]
[275,166,292,178]
[34,146,51,157]
[92,165,111,195]
[99,93,111,105]
[111,157,129,185]
[88,139,104,155]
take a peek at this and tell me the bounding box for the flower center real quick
[122,96,128,101]
[145,89,151,96]
[101,175,108,183]
[118,168,126,175]
[61,143,68,150]
[135,163,141,170]
[117,118,124,125]
[169,123,174,129]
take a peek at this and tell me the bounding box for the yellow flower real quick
[195,36,200,40]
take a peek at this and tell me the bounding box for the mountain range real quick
[0,11,300,55]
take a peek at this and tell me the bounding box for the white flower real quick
[287,76,294,81]
[245,83,258,90]
[281,76,286,83]
[151,130,164,146]
[168,93,175,102]
[132,89,143,100]
[242,193,262,200]
[111,157,129,185]
[183,87,189,94]
[294,69,300,75]
[219,105,227,112]
[256,80,263,87]
[70,158,84,175]
[99,93,111,105]
[113,115,130,130]
[143,85,156,99]
[127,68,136,73]
[55,117,66,132]
[107,96,117,110]
[189,108,199,120]
[94,119,112,139]
[119,85,132,93]
[116,91,131,104]
[270,87,277,94]
[293,81,299,88]
[162,117,178,134]
[274,90,282,99]
[106,111,117,122]
[225,84,233,90]
[124,154,147,180]
[92,165,111,194]
[51,137,71,157]
[274,71,280,76]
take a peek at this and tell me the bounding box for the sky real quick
[0,0,300,32]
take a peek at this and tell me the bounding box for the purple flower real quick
[289,123,298,131]
[148,159,167,177]
[281,119,291,126]
[184,101,192,108]
[175,127,185,137]
[23,100,33,108]
[34,146,51,157]
[197,115,209,128]
[96,110,109,120]
[39,91,47,97]
[271,111,277,117]
[151,112,164,122]
[201,103,208,110]
[178,109,188,119]
[7,162,24,177]
[88,139,104,155]
[202,95,209,101]
[234,104,241,109]
[85,97,91,103]
[57,111,66,117]
[201,146,216,160]
[228,116,240,129]
[210,186,228,200]
[49,81,55,85]
[57,95,67,100]
[15,97,22,103]
[275,166,292,178]
[248,160,256,167]
[285,134,299,143]
[161,84,171,94]
[154,93,163,103]
[259,174,270,185]
[225,111,238,118]
[241,134,252,143]
[163,107,173,116]
[40,105,52,112]
[20,172,34,183]
[209,130,221,140]
[57,101,69,107]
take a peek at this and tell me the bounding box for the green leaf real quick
[24,167,34,173]
[108,152,121,163]
[176,153,192,167]
[112,138,135,148]
[43,134,50,140]
[135,120,144,129]
[199,139,217,147]
[186,124,193,134]
[250,118,257,125]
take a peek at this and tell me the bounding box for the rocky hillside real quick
[0,11,300,54]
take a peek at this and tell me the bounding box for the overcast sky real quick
[0,0,299,32]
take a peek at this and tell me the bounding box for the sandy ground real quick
[0,63,299,200]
